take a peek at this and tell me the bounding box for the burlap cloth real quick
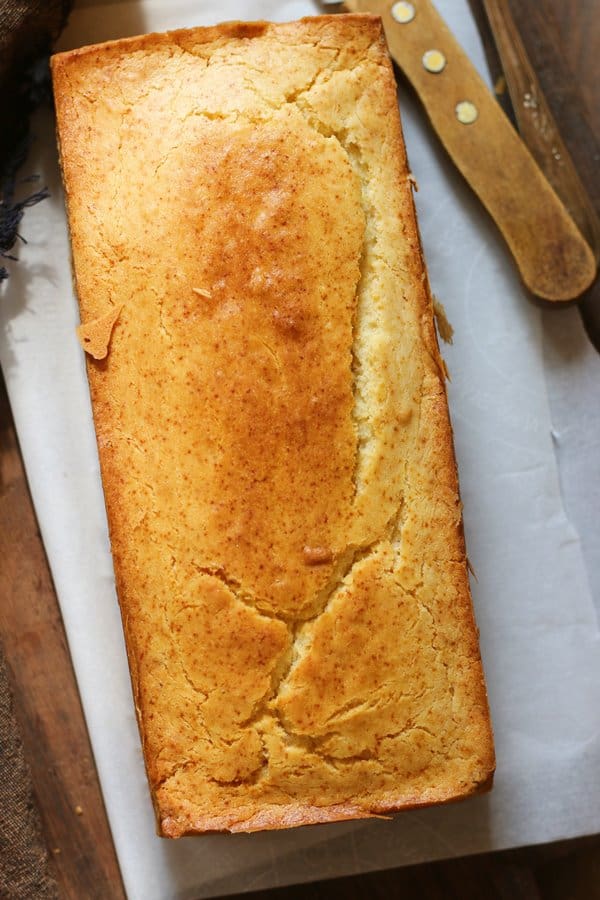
[0,651,59,899]
[1,3,72,895]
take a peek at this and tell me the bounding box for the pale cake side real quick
[51,15,494,837]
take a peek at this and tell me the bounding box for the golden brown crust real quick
[52,14,494,838]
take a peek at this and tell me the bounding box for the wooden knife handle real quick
[344,0,596,302]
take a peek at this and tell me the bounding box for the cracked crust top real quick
[51,15,495,837]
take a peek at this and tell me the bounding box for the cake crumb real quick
[467,557,478,580]
[77,305,122,360]
[303,546,333,565]
[432,296,454,344]
[192,287,212,298]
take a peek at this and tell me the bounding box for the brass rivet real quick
[391,1,416,23]
[455,100,478,124]
[422,49,446,74]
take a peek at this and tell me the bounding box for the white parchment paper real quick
[1,1,599,898]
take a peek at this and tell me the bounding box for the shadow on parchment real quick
[0,105,68,373]
[57,0,148,51]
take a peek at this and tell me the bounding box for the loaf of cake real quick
[51,15,494,837]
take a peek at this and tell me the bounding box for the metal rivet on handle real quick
[391,1,415,23]
[455,100,479,124]
[422,49,446,73]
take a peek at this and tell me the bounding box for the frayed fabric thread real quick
[0,181,50,281]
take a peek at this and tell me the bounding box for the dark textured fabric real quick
[0,649,59,899]
[0,0,72,171]
[0,0,73,280]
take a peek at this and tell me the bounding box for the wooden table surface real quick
[1,1,599,898]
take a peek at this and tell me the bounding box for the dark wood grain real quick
[537,841,600,900]
[484,0,600,256]
[0,2,598,899]
[507,0,600,223]
[472,0,600,344]
[511,0,600,344]
[0,374,125,900]
[540,0,600,139]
